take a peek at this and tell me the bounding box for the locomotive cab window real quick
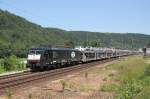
[29,50,35,54]
[29,50,42,55]
[36,50,42,54]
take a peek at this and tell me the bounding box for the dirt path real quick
[1,60,119,99]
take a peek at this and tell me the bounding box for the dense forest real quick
[0,9,150,57]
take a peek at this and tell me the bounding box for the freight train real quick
[26,47,138,70]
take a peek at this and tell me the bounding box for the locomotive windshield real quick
[29,50,43,55]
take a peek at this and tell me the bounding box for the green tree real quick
[3,55,18,71]
[146,41,150,47]
[64,40,75,48]
[90,40,100,47]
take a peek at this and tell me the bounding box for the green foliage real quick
[135,87,150,99]
[60,80,66,90]
[64,40,75,48]
[117,78,143,99]
[0,59,4,72]
[102,56,150,99]
[0,55,26,73]
[0,9,150,57]
[100,78,143,99]
[144,64,150,76]
[134,64,150,99]
[146,41,150,47]
[3,55,18,71]
[100,84,118,92]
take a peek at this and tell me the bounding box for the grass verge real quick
[100,56,150,99]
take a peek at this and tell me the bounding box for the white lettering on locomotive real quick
[71,52,75,58]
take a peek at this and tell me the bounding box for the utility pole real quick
[86,32,89,47]
[131,38,133,49]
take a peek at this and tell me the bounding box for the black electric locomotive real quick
[26,47,82,70]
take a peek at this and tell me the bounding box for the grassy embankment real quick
[101,56,150,99]
[0,55,26,74]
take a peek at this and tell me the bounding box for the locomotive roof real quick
[30,47,78,51]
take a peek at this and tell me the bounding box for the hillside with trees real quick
[0,9,150,57]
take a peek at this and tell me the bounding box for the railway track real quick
[0,58,117,95]
[0,71,31,80]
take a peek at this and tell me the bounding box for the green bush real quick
[3,55,18,71]
[0,59,5,73]
[116,78,142,99]
[60,80,66,90]
[0,55,26,73]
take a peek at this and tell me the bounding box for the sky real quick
[0,0,150,34]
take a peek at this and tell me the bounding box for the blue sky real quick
[0,0,150,34]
